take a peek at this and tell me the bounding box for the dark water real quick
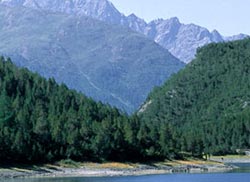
[5,163,250,182]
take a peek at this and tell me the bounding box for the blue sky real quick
[109,0,249,36]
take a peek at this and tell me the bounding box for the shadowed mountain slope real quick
[0,4,184,113]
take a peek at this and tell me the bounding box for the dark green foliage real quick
[1,39,249,164]
[0,57,178,163]
[141,39,250,156]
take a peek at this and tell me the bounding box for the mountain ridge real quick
[0,4,184,113]
[1,0,248,63]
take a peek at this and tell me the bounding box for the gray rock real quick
[1,0,248,63]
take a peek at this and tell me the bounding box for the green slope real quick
[0,57,143,163]
[0,5,184,113]
[140,39,250,155]
[0,57,183,163]
[1,40,249,164]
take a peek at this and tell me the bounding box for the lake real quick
[4,163,250,182]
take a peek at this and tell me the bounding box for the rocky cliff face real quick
[145,18,223,63]
[0,0,126,24]
[1,0,248,63]
[143,18,248,63]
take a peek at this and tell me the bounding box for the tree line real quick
[0,57,178,163]
[141,39,250,157]
[0,39,250,164]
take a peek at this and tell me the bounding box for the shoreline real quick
[0,158,243,179]
[210,155,250,164]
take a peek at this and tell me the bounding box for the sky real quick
[109,0,249,36]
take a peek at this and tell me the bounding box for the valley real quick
[0,1,249,181]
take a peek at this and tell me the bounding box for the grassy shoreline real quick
[1,156,246,179]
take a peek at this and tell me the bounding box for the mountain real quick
[1,0,248,63]
[144,18,248,63]
[0,4,184,113]
[0,0,127,24]
[140,39,250,155]
[1,40,249,163]
[224,33,248,42]
[144,18,224,63]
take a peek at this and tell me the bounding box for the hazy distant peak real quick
[0,0,127,25]
[149,18,164,24]
[211,29,219,34]
[0,0,120,16]
[127,13,146,24]
[149,17,181,30]
[168,17,180,24]
[1,0,248,64]
[211,29,223,42]
[211,29,220,37]
[127,13,137,19]
[0,0,25,6]
[224,33,249,41]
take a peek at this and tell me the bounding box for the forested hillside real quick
[0,57,179,163]
[1,39,249,164]
[140,39,250,156]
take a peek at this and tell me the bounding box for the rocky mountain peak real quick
[0,0,123,23]
[127,13,137,19]
[211,29,223,42]
[225,33,249,42]
[168,17,180,25]
[126,13,147,33]
[0,0,248,63]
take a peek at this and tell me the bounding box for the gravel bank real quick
[0,161,236,179]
